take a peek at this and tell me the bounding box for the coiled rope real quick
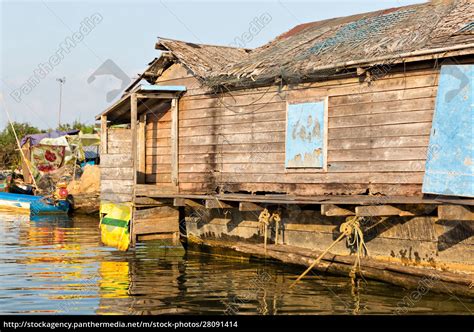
[290,216,368,288]
[345,216,369,282]
[258,209,283,254]
[258,209,271,254]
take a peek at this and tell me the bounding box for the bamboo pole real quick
[1,98,37,188]
[290,232,346,288]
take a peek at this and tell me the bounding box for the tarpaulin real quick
[39,136,70,147]
[21,130,80,147]
[33,135,86,165]
[31,145,66,173]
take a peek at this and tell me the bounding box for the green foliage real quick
[58,120,96,134]
[0,122,41,169]
[0,122,41,145]
[0,120,96,169]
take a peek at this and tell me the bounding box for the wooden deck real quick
[135,184,474,206]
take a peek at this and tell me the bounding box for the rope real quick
[270,212,281,245]
[345,216,369,282]
[259,209,283,254]
[351,277,362,315]
[290,231,346,288]
[258,208,271,254]
[290,216,368,289]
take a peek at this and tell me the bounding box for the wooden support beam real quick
[135,92,177,99]
[135,197,168,206]
[171,98,179,188]
[130,93,138,186]
[186,199,205,209]
[321,204,355,216]
[100,115,107,154]
[173,198,204,209]
[130,94,138,248]
[355,205,414,217]
[239,202,265,212]
[173,198,186,207]
[438,205,474,221]
[137,113,146,184]
[205,199,234,209]
[131,188,474,206]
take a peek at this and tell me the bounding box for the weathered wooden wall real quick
[145,104,171,184]
[144,62,442,197]
[100,128,134,202]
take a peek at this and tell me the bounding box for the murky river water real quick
[0,212,472,315]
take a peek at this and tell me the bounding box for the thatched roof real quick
[153,0,474,88]
[155,38,250,78]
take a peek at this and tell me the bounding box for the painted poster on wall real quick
[285,100,326,168]
[422,65,473,198]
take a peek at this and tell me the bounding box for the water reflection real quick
[0,212,472,315]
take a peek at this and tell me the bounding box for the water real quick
[0,212,472,315]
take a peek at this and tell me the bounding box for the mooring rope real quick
[258,209,271,254]
[270,212,281,245]
[259,209,283,253]
[345,216,369,283]
[290,216,368,289]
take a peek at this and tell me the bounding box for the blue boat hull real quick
[0,192,70,215]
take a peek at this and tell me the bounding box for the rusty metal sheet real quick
[285,101,325,168]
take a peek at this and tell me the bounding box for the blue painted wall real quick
[422,65,474,198]
[285,101,325,168]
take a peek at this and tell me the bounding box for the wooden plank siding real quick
[145,105,171,185]
[143,63,441,196]
[100,128,134,202]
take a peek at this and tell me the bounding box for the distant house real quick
[96,0,474,293]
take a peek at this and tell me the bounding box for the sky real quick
[0,0,427,130]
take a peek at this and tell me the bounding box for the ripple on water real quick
[0,212,472,315]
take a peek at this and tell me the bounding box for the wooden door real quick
[144,100,179,194]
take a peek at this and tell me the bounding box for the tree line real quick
[0,121,96,169]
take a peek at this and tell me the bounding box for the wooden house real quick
[97,0,474,295]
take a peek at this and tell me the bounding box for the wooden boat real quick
[0,192,70,215]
